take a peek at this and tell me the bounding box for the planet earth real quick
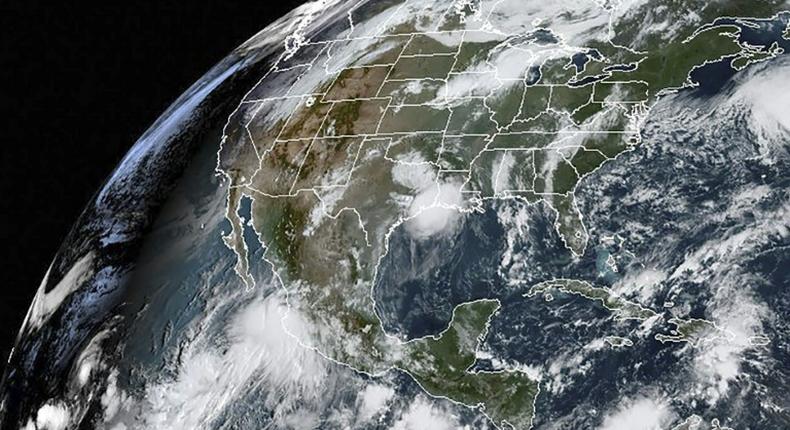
[2,1,790,429]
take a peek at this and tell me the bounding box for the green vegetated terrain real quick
[398,300,539,429]
[526,279,732,351]
[526,279,657,321]
[654,317,732,346]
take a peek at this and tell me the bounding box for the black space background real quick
[0,1,305,375]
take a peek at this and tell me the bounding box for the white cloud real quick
[149,297,323,428]
[613,268,667,304]
[358,383,395,421]
[74,328,111,387]
[26,253,94,331]
[405,181,464,239]
[25,402,71,430]
[730,58,790,162]
[391,156,466,238]
[101,369,130,423]
[104,293,327,429]
[600,396,673,430]
[443,72,499,99]
[391,155,437,188]
[391,396,458,430]
[487,0,611,46]
[738,64,790,131]
[691,285,768,404]
[667,201,788,404]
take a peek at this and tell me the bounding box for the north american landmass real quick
[217,1,790,428]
